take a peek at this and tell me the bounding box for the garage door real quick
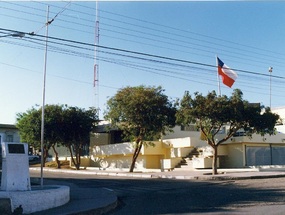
[246,146,285,166]
[272,147,285,164]
[246,146,271,166]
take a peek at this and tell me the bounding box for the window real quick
[213,127,226,134]
[6,135,13,142]
[233,131,246,137]
[181,125,198,131]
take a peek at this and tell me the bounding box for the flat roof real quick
[0,124,17,129]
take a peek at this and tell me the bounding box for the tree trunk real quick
[129,140,143,172]
[75,146,81,170]
[51,145,61,169]
[212,145,218,175]
[68,145,81,170]
[68,145,77,170]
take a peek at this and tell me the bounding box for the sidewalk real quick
[29,167,285,215]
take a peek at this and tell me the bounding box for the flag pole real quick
[216,55,221,96]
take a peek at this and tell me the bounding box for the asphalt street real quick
[30,169,285,215]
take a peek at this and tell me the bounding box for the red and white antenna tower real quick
[94,1,100,115]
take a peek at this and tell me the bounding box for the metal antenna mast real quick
[94,1,100,115]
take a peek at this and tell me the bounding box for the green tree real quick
[44,105,65,168]
[104,86,176,172]
[17,105,98,169]
[61,106,98,170]
[176,89,280,175]
[16,107,41,150]
[16,105,64,167]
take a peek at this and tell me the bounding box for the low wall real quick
[192,157,219,169]
[161,158,181,170]
[0,185,70,214]
[69,157,91,168]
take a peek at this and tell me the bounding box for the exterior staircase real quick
[173,147,201,171]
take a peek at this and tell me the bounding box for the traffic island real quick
[0,142,70,214]
[0,185,70,214]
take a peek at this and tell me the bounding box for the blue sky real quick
[1,1,285,124]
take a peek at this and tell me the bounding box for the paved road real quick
[30,170,285,215]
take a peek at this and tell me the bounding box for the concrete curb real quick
[30,167,285,181]
[156,174,285,180]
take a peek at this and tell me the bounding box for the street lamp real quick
[40,5,50,188]
[269,67,273,109]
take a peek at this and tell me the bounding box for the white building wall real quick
[0,129,20,143]
[272,107,285,120]
[163,136,206,148]
[93,142,134,156]
[272,107,285,134]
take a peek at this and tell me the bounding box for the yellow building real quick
[48,107,285,171]
[88,120,285,171]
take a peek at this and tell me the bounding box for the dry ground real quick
[30,160,71,169]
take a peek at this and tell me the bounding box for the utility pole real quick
[41,5,54,188]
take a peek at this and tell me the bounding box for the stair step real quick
[173,147,200,171]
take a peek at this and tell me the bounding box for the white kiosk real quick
[1,142,31,191]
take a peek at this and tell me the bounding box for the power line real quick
[97,7,285,57]
[2,1,285,70]
[1,2,284,114]
[2,1,285,64]
[2,32,285,100]
[1,27,285,81]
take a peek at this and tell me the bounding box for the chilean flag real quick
[217,57,237,88]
